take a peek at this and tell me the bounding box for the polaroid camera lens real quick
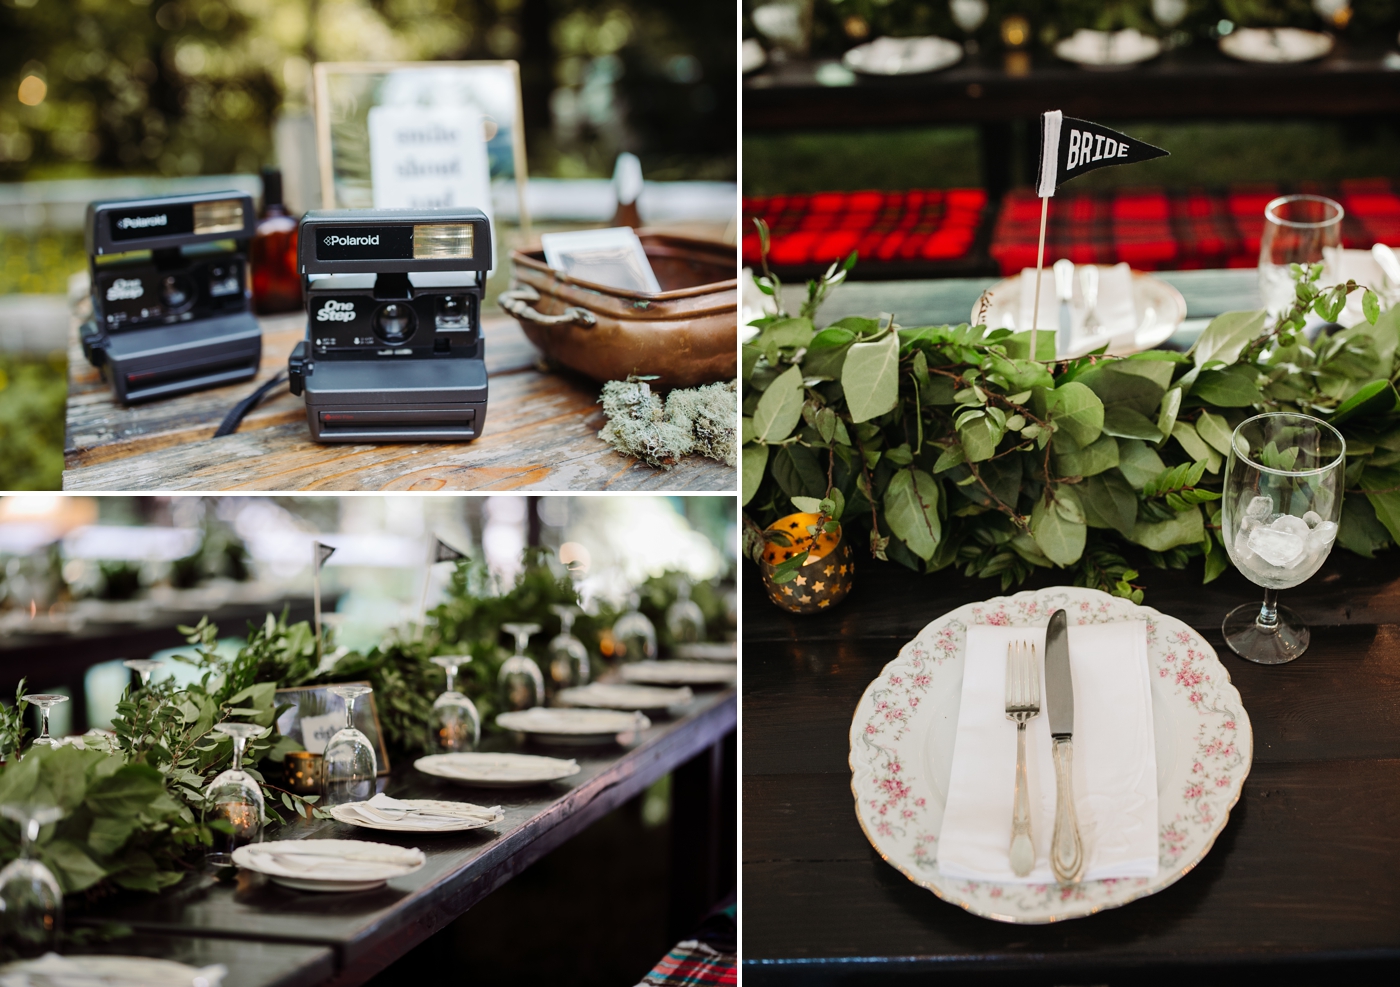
[373,302,416,344]
[161,274,196,314]
[437,295,466,328]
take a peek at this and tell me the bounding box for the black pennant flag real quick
[433,537,467,564]
[314,541,336,570]
[1036,110,1168,197]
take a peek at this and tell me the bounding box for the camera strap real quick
[214,373,288,438]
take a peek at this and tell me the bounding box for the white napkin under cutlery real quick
[338,793,503,829]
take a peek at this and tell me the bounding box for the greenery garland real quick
[742,236,1400,598]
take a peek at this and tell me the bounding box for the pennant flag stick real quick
[312,541,336,664]
[418,536,468,633]
[1030,110,1167,362]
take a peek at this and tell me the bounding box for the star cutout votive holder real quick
[759,511,855,615]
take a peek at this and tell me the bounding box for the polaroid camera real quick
[81,191,261,403]
[288,208,490,442]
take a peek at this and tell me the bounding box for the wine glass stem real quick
[22,818,39,856]
[344,696,357,730]
[39,707,50,742]
[1257,589,1280,631]
[445,668,456,693]
[231,734,246,768]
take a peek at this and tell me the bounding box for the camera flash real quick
[193,198,246,235]
[413,224,474,260]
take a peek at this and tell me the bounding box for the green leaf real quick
[1363,467,1400,544]
[1081,471,1138,539]
[933,444,965,473]
[1171,421,1222,474]
[756,316,815,364]
[1331,379,1400,426]
[753,364,805,442]
[842,331,900,423]
[957,414,1003,462]
[1192,366,1263,407]
[1054,433,1120,477]
[1130,506,1205,552]
[1101,406,1163,441]
[1190,310,1266,368]
[770,444,826,500]
[1047,381,1104,447]
[741,444,768,506]
[1364,288,1380,324]
[1111,358,1177,391]
[884,468,942,561]
[84,764,165,818]
[791,496,823,513]
[1338,493,1394,557]
[1116,439,1167,490]
[1194,410,1234,456]
[740,417,755,445]
[43,839,108,893]
[803,327,856,380]
[1156,387,1182,447]
[1203,535,1229,584]
[884,443,914,466]
[1031,488,1087,566]
[87,815,139,857]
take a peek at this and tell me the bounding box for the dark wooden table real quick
[742,532,1400,983]
[72,685,737,987]
[744,42,1400,197]
[54,934,334,987]
[61,310,734,492]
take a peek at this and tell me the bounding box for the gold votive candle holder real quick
[759,512,854,615]
[284,751,324,796]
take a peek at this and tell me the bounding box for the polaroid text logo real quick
[105,278,145,302]
[324,234,379,247]
[115,214,168,230]
[316,299,357,323]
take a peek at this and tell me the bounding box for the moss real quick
[598,378,737,470]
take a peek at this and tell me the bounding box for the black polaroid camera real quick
[288,208,490,442]
[81,191,261,403]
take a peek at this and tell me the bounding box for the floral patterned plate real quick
[849,586,1252,923]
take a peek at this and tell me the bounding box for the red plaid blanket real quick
[637,939,736,987]
[741,188,987,269]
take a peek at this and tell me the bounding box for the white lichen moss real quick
[598,378,737,470]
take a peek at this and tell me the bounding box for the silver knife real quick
[1053,258,1075,358]
[1044,608,1085,884]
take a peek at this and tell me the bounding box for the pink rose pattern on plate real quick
[849,587,1252,924]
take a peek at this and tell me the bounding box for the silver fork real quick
[1005,640,1041,877]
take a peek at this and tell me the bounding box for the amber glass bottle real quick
[250,169,301,314]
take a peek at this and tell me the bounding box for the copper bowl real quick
[501,231,737,389]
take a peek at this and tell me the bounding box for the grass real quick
[1,232,85,295]
[0,351,66,491]
[742,120,1400,196]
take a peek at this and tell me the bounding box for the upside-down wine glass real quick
[22,695,68,750]
[665,578,706,646]
[547,605,590,691]
[0,803,65,956]
[123,658,163,689]
[323,685,377,804]
[1221,412,1345,664]
[429,656,481,752]
[612,594,657,664]
[205,722,265,867]
[1258,194,1343,320]
[499,623,544,711]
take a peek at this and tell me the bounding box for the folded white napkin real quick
[937,620,1158,883]
[339,794,502,830]
[0,954,226,987]
[1018,263,1137,351]
[424,753,578,782]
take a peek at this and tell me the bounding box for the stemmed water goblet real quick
[612,594,657,664]
[1221,412,1345,664]
[1258,194,1343,320]
[123,658,163,689]
[547,605,590,691]
[21,695,68,749]
[499,623,545,711]
[429,655,481,752]
[0,803,65,956]
[949,0,989,53]
[323,685,377,805]
[665,578,706,646]
[205,722,265,868]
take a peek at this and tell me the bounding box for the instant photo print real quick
[80,191,261,404]
[288,207,492,442]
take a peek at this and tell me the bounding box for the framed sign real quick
[275,681,391,775]
[312,60,530,236]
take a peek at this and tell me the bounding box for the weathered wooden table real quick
[72,685,737,987]
[62,310,734,491]
[742,553,1400,984]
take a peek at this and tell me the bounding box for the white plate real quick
[842,35,962,76]
[415,751,581,789]
[674,642,738,662]
[496,707,651,745]
[0,955,226,986]
[1219,27,1333,63]
[557,682,693,712]
[850,586,1252,924]
[329,799,503,833]
[233,839,424,893]
[1054,29,1161,68]
[742,37,767,74]
[620,661,738,686]
[971,268,1185,357]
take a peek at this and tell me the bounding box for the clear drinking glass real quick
[429,655,481,753]
[22,695,68,749]
[123,658,163,689]
[612,595,657,664]
[665,578,706,646]
[499,623,545,711]
[1221,412,1345,664]
[949,0,989,52]
[547,605,590,690]
[1258,194,1343,319]
[0,804,64,956]
[323,685,377,805]
[205,722,265,867]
